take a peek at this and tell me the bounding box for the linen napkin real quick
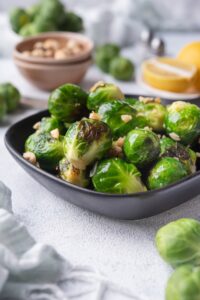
[0,181,142,300]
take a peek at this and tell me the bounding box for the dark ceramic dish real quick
[4,96,200,220]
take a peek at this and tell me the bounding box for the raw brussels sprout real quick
[59,158,89,187]
[59,12,84,32]
[64,118,112,170]
[19,23,38,37]
[147,157,188,190]
[33,16,56,33]
[123,129,160,168]
[26,4,41,21]
[165,101,200,145]
[98,101,147,138]
[37,117,66,135]
[156,218,200,268]
[9,8,31,33]
[128,100,167,132]
[91,158,147,194]
[95,44,120,73]
[160,136,196,174]
[87,81,124,111]
[25,131,64,171]
[48,84,88,122]
[0,83,20,113]
[38,0,65,27]
[0,95,7,122]
[109,57,134,81]
[166,265,200,300]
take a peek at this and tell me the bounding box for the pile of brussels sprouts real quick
[156,218,200,299]
[23,81,200,194]
[9,0,83,37]
[95,44,134,81]
[0,83,20,122]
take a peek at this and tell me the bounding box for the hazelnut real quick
[23,152,37,165]
[43,39,60,50]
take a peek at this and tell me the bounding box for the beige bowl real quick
[13,32,94,65]
[14,56,92,91]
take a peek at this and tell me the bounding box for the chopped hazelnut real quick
[33,121,41,130]
[169,132,181,141]
[50,128,60,139]
[23,152,37,165]
[121,115,132,123]
[115,137,125,147]
[89,111,101,121]
[139,96,161,104]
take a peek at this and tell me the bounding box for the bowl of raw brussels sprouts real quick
[5,81,200,219]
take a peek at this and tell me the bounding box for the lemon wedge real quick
[141,57,198,93]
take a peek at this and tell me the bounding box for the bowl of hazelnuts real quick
[13,32,93,90]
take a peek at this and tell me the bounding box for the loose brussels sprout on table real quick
[109,57,134,81]
[95,44,120,73]
[87,81,124,111]
[0,83,20,113]
[92,158,147,194]
[165,101,200,145]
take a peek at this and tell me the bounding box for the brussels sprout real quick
[38,0,65,27]
[91,158,147,194]
[98,101,147,138]
[147,157,188,190]
[48,84,88,122]
[165,101,200,145]
[0,83,20,113]
[26,4,41,21]
[0,95,7,122]
[166,265,200,300]
[95,44,120,73]
[59,12,84,32]
[33,16,56,33]
[64,118,112,170]
[156,218,200,268]
[25,131,64,171]
[9,8,31,33]
[123,129,160,168]
[127,99,167,132]
[160,136,196,174]
[19,23,38,37]
[87,81,124,111]
[59,158,89,187]
[36,117,66,135]
[109,56,134,81]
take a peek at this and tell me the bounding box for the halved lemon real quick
[141,57,198,93]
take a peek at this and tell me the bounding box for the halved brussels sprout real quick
[165,101,200,145]
[95,44,120,73]
[0,95,7,122]
[127,99,167,132]
[156,218,200,268]
[166,265,200,300]
[87,81,124,111]
[64,118,112,170]
[25,131,64,171]
[123,129,160,168]
[91,158,147,194]
[160,136,196,174]
[109,56,134,81]
[0,83,20,113]
[59,158,89,187]
[98,101,147,138]
[37,117,66,135]
[48,84,88,122]
[9,8,31,33]
[147,157,187,190]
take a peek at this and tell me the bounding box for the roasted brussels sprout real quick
[165,101,200,145]
[156,218,200,268]
[87,81,124,111]
[160,136,196,174]
[25,131,64,171]
[166,265,200,300]
[64,118,112,170]
[147,157,187,190]
[35,117,66,135]
[0,95,6,122]
[91,158,147,194]
[0,83,20,113]
[9,8,31,33]
[98,101,147,138]
[48,84,88,122]
[109,57,134,81]
[59,12,84,32]
[127,98,167,132]
[95,44,120,73]
[123,129,160,168]
[59,158,89,187]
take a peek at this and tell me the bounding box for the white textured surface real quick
[0,32,200,300]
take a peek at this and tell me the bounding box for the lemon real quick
[178,41,200,90]
[141,57,198,93]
